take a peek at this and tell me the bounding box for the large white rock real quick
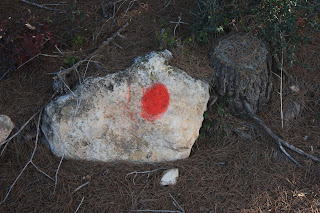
[0,114,15,144]
[42,50,210,163]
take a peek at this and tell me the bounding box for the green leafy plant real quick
[64,55,79,67]
[199,95,232,144]
[183,37,192,45]
[252,0,319,66]
[192,0,250,41]
[156,27,176,50]
[72,35,84,45]
[192,0,319,67]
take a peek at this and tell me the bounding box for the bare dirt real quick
[0,0,320,212]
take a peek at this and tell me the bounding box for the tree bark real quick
[210,33,273,116]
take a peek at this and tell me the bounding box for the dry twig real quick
[244,100,320,165]
[158,0,175,14]
[74,197,85,213]
[0,88,59,158]
[0,111,38,148]
[0,110,54,204]
[280,47,284,128]
[96,0,129,41]
[53,155,64,194]
[129,193,184,213]
[20,0,64,12]
[169,193,185,213]
[73,181,90,194]
[53,22,129,93]
[17,53,61,70]
[170,13,189,36]
[125,168,165,185]
[88,22,129,59]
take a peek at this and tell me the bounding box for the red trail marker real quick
[140,83,170,122]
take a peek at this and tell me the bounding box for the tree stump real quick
[210,33,273,116]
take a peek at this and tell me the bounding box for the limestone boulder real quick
[42,50,210,163]
[0,114,15,144]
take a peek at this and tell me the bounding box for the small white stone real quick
[289,85,300,92]
[0,114,15,143]
[160,168,179,186]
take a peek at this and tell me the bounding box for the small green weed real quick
[72,35,84,45]
[153,19,179,50]
[156,27,176,50]
[64,55,79,67]
[199,94,232,144]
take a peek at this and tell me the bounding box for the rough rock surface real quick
[42,50,210,163]
[0,114,15,143]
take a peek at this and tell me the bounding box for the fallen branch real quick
[87,22,129,60]
[244,100,320,165]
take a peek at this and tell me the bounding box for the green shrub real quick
[253,0,319,66]
[192,0,319,67]
[192,0,253,41]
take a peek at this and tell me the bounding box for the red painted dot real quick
[141,83,170,121]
